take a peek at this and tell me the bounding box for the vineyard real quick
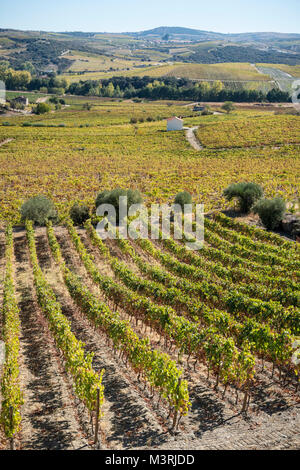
[0,104,299,224]
[0,98,299,450]
[61,61,298,93]
[0,213,299,450]
[195,114,300,148]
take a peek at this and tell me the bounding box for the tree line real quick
[68,76,290,103]
[0,63,290,103]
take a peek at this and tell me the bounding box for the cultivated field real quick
[141,63,271,81]
[62,61,276,92]
[195,114,300,148]
[0,103,299,223]
[0,211,299,450]
[0,93,300,451]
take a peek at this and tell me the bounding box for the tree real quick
[95,188,142,223]
[174,191,193,211]
[105,82,115,97]
[222,101,235,113]
[70,203,90,226]
[253,197,286,230]
[34,102,50,114]
[20,195,57,226]
[22,62,36,75]
[95,190,111,210]
[0,61,9,71]
[0,68,31,89]
[223,182,263,213]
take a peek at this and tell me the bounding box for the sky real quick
[0,0,299,34]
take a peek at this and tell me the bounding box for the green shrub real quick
[222,101,235,113]
[95,188,143,223]
[34,102,50,115]
[95,190,111,210]
[174,191,193,211]
[20,195,58,226]
[70,203,90,226]
[223,182,263,213]
[253,197,286,230]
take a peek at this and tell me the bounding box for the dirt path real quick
[13,231,88,450]
[0,138,14,147]
[185,126,203,150]
[35,97,49,104]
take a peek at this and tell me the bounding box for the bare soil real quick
[0,227,299,450]
[11,232,89,450]
[59,227,300,450]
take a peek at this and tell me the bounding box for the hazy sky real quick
[1,0,299,34]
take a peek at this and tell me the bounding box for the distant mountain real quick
[131,26,226,40]
[130,26,300,43]
[1,26,300,72]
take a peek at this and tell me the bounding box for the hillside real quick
[1,27,300,77]
[132,26,300,43]
[0,99,300,450]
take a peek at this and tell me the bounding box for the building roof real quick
[167,116,183,122]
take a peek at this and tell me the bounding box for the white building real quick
[167,116,183,131]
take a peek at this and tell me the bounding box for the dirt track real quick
[185,126,202,150]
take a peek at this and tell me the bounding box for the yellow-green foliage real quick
[63,49,158,74]
[0,225,23,438]
[62,61,272,83]
[195,114,300,148]
[145,63,271,81]
[0,105,299,223]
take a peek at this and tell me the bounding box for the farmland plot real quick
[0,215,299,449]
[0,106,299,223]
